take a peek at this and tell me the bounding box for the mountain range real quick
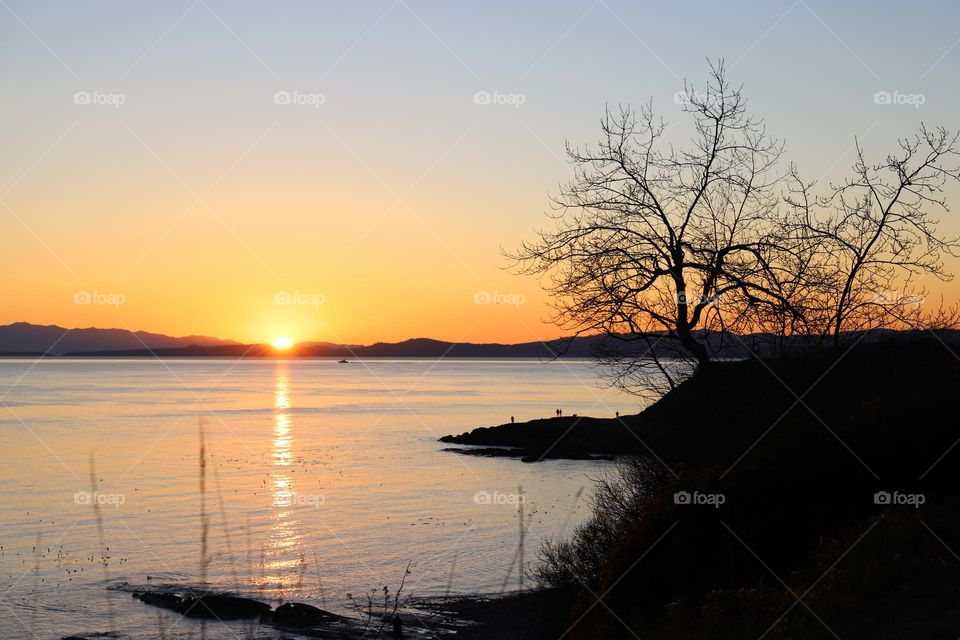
[0,322,237,355]
[0,322,609,358]
[2,322,957,359]
[0,322,669,358]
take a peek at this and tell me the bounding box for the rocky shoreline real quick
[439,414,648,462]
[116,584,362,636]
[58,583,551,640]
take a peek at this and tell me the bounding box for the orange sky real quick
[3,117,958,346]
[2,2,959,345]
[0,131,563,345]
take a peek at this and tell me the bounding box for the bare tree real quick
[512,61,960,394]
[509,61,792,381]
[787,125,960,345]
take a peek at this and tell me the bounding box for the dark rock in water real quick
[132,589,270,619]
[135,591,185,612]
[440,415,641,462]
[443,446,614,463]
[442,446,523,458]
[179,594,271,619]
[267,601,342,627]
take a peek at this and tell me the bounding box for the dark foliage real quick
[537,340,960,639]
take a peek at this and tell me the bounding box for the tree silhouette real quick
[512,60,959,389]
[785,126,960,345]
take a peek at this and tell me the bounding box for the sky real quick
[1,0,959,345]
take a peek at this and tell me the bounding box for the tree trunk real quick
[677,325,711,368]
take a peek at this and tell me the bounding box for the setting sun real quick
[272,336,293,350]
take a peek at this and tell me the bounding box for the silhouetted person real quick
[616,411,619,418]
[393,615,403,637]
[511,416,515,423]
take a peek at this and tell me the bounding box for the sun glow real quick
[272,336,293,350]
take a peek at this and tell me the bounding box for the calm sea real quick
[0,358,641,639]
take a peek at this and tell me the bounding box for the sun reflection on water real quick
[273,413,292,468]
[261,362,304,595]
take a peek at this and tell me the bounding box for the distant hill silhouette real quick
[57,337,605,358]
[0,322,239,355]
[2,322,956,359]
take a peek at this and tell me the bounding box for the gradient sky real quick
[2,0,958,344]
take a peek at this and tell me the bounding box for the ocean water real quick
[0,358,641,639]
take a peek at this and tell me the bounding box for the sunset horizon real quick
[4,3,960,347]
[4,2,960,639]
